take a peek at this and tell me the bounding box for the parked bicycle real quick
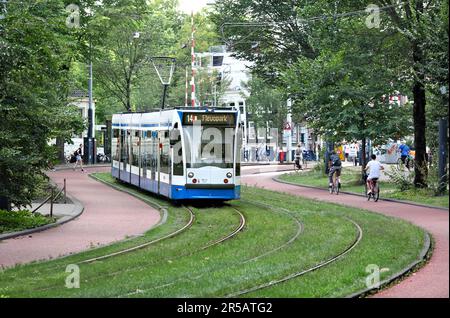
[97,153,110,163]
[65,153,76,166]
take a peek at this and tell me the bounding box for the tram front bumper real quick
[171,185,240,200]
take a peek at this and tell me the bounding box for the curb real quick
[273,176,449,211]
[53,164,111,172]
[347,231,432,298]
[0,193,84,241]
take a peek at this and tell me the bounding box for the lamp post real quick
[87,39,95,164]
[438,86,448,194]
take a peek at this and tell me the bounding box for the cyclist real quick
[399,140,411,166]
[365,154,384,195]
[328,151,342,189]
[295,144,303,170]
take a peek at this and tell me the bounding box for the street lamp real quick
[151,57,176,109]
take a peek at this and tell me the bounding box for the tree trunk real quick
[361,137,367,183]
[56,137,65,163]
[0,196,11,211]
[126,79,132,111]
[412,40,428,188]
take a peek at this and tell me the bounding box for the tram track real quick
[22,174,362,297]
[118,201,362,298]
[27,204,246,294]
[225,216,363,297]
[117,200,305,297]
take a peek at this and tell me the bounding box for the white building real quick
[65,90,96,156]
[197,46,319,162]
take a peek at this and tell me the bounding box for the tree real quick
[0,1,84,210]
[213,0,448,188]
[211,0,322,85]
[373,0,448,187]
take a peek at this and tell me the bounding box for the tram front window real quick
[184,126,235,169]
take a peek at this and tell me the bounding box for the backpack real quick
[331,154,341,166]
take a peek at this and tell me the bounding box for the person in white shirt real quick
[364,154,384,195]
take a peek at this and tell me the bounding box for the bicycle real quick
[97,153,110,163]
[302,157,308,169]
[65,153,76,166]
[294,158,303,171]
[364,173,380,201]
[397,154,414,171]
[329,170,340,195]
[365,178,380,202]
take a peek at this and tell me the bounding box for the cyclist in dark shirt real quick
[328,151,342,189]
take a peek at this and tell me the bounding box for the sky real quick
[178,0,212,14]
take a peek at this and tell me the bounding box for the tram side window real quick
[132,130,139,167]
[121,129,129,168]
[172,129,183,176]
[141,131,148,171]
[160,131,170,174]
[112,129,120,161]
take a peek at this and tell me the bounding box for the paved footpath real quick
[242,171,449,298]
[0,167,161,268]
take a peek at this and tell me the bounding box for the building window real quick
[212,55,224,66]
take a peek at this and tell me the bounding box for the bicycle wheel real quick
[364,183,369,198]
[335,180,340,195]
[374,183,380,202]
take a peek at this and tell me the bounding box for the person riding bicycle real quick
[364,154,384,195]
[328,151,342,189]
[295,144,303,170]
[398,141,411,165]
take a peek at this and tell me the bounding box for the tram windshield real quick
[183,125,235,169]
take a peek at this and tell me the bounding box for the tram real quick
[111,107,241,200]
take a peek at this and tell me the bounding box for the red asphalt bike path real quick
[242,172,449,298]
[0,167,161,268]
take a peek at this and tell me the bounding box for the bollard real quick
[64,178,67,204]
[50,188,54,218]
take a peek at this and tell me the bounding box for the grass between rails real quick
[0,172,427,297]
[279,168,449,208]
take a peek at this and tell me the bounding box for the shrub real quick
[385,165,415,191]
[312,161,325,173]
[0,210,55,234]
[424,158,449,196]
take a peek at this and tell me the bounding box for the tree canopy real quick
[0,0,85,209]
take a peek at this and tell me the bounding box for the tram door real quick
[158,130,171,196]
[120,129,131,183]
[151,131,158,193]
[157,131,162,194]
[141,131,147,180]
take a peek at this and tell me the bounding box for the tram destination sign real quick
[182,113,236,126]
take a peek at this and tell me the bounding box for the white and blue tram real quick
[111,108,241,200]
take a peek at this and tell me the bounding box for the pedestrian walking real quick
[73,144,84,172]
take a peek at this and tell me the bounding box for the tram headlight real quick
[188,172,194,178]
[226,172,232,178]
